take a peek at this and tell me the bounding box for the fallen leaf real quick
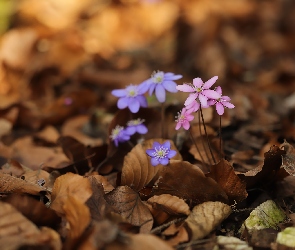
[280,141,295,176]
[185,201,232,240]
[121,138,182,191]
[105,186,153,233]
[0,159,25,177]
[217,235,252,250]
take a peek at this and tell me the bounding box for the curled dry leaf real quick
[152,160,228,207]
[50,173,92,215]
[0,173,46,195]
[147,194,190,216]
[105,186,153,233]
[0,159,25,177]
[121,139,182,191]
[185,201,232,241]
[206,159,248,204]
[90,174,114,193]
[280,141,295,176]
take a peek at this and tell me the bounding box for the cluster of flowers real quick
[175,76,235,130]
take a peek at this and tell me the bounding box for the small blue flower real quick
[112,84,148,113]
[140,71,183,103]
[110,125,130,147]
[146,141,177,166]
[125,118,148,136]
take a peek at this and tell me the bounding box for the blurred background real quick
[0,0,295,143]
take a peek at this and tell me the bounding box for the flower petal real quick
[215,86,222,95]
[128,98,140,113]
[202,89,220,99]
[183,121,190,130]
[176,84,194,93]
[193,78,203,88]
[207,99,216,106]
[175,122,181,130]
[222,95,231,101]
[146,149,156,157]
[184,93,198,106]
[148,83,156,95]
[136,95,148,108]
[198,94,208,107]
[167,149,177,158]
[203,76,218,89]
[138,80,151,93]
[112,89,126,97]
[155,85,166,103]
[164,73,183,80]
[159,158,169,165]
[117,97,129,109]
[136,124,148,134]
[125,126,136,135]
[223,102,235,109]
[151,158,159,166]
[162,81,177,93]
[216,102,224,115]
[162,141,171,149]
[153,142,161,148]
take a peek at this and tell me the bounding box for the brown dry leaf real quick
[63,196,91,248]
[121,138,182,191]
[165,226,189,247]
[0,159,25,177]
[105,233,173,250]
[21,169,52,190]
[152,160,228,207]
[0,173,45,195]
[33,125,60,145]
[105,186,153,233]
[90,174,114,193]
[206,159,248,204]
[147,194,190,216]
[280,141,295,176]
[185,201,232,241]
[50,173,92,215]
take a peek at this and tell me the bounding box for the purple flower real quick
[207,86,235,115]
[176,76,220,108]
[146,141,177,166]
[140,71,182,103]
[175,108,194,130]
[110,125,130,147]
[112,84,148,113]
[125,118,148,136]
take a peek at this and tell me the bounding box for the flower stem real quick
[200,107,216,164]
[189,128,206,164]
[161,103,165,138]
[198,110,212,165]
[219,115,222,161]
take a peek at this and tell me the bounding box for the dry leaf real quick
[185,201,232,240]
[152,160,228,207]
[0,159,25,177]
[105,186,153,233]
[50,173,92,215]
[121,138,182,191]
[206,159,248,204]
[280,141,295,176]
[90,174,114,193]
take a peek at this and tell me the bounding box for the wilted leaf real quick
[90,174,114,193]
[0,173,45,195]
[121,139,182,191]
[0,159,25,177]
[206,159,248,204]
[50,173,92,215]
[280,141,295,176]
[152,160,228,207]
[185,201,232,240]
[105,186,153,233]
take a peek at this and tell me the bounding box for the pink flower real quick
[175,108,195,130]
[207,86,235,115]
[177,76,220,107]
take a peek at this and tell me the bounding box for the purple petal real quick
[216,103,224,115]
[153,142,161,148]
[155,85,166,103]
[128,98,140,113]
[167,149,177,158]
[207,99,217,106]
[148,84,156,95]
[198,94,208,107]
[203,76,218,89]
[146,149,156,157]
[202,89,220,99]
[151,158,159,166]
[162,81,177,93]
[162,141,171,149]
[164,73,183,80]
[112,89,126,97]
[176,84,194,93]
[183,121,190,130]
[159,158,169,165]
[184,93,198,106]
[193,78,203,88]
[222,96,231,101]
[138,80,151,93]
[223,102,235,109]
[125,126,136,135]
[136,124,148,134]
[136,95,148,108]
[117,97,129,109]
[215,86,222,95]
[113,139,119,147]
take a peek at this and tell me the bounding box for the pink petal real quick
[202,89,220,99]
[203,76,218,89]
[183,121,190,130]
[176,84,194,92]
[186,100,200,112]
[184,93,198,106]
[186,114,195,121]
[222,95,231,101]
[215,86,222,95]
[193,78,203,88]
[223,102,235,109]
[216,103,224,115]
[198,94,208,107]
[175,122,181,130]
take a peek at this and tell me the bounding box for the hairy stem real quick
[198,110,212,165]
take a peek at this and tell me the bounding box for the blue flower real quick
[140,71,183,103]
[110,125,130,147]
[146,141,177,166]
[112,84,148,113]
[125,118,148,136]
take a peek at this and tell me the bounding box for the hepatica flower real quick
[110,125,130,147]
[112,84,147,113]
[141,71,182,103]
[208,86,235,115]
[177,76,220,107]
[175,108,194,130]
[146,141,177,166]
[125,118,148,136]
